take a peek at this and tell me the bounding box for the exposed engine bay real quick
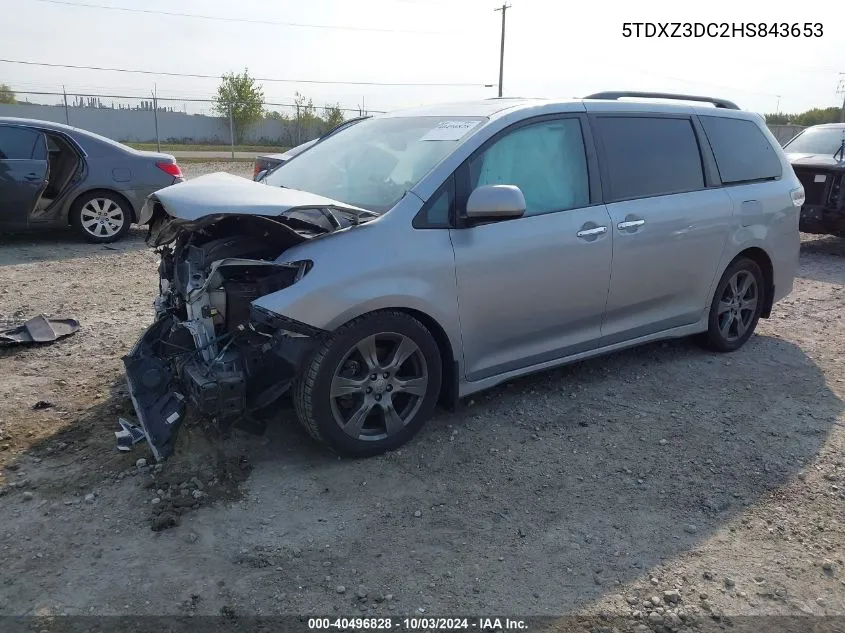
[793,165,845,237]
[789,132,845,238]
[119,189,374,460]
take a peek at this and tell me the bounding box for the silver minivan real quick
[121,92,802,460]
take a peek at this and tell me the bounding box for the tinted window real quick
[421,184,452,227]
[32,134,48,161]
[469,118,589,216]
[700,116,782,184]
[0,126,41,160]
[594,116,704,200]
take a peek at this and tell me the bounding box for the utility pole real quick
[838,75,845,123]
[229,103,235,159]
[152,84,161,153]
[62,85,69,125]
[494,3,511,98]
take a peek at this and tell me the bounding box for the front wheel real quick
[293,311,442,457]
[702,257,765,352]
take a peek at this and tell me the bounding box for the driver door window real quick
[468,119,589,216]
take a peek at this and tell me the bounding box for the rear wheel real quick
[71,191,131,243]
[702,257,764,352]
[293,311,442,457]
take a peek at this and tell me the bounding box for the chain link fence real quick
[4,88,806,151]
[767,124,805,146]
[1,89,379,153]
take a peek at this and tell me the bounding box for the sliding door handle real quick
[617,219,645,230]
[576,226,608,238]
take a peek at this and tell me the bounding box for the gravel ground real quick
[0,162,844,629]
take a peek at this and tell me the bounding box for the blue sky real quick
[1,0,842,116]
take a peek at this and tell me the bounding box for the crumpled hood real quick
[787,153,845,169]
[139,172,368,224]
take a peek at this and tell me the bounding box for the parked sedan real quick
[0,117,183,243]
[253,116,370,180]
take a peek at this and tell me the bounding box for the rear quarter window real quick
[592,116,705,201]
[699,116,782,184]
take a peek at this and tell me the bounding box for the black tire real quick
[293,310,442,457]
[71,190,132,243]
[702,257,765,352]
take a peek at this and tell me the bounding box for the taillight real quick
[253,162,262,178]
[156,162,183,178]
[790,186,805,208]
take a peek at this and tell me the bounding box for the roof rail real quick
[583,91,740,110]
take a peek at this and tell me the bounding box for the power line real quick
[0,59,491,88]
[30,0,457,35]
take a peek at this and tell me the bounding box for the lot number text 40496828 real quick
[307,618,528,630]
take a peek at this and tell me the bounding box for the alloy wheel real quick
[717,270,758,342]
[329,332,429,441]
[79,198,125,238]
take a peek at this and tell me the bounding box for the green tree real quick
[793,107,841,126]
[766,106,841,126]
[322,104,345,131]
[0,83,16,104]
[214,69,265,143]
[765,112,790,125]
[293,92,322,143]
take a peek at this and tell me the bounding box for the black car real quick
[253,115,370,180]
[784,123,845,237]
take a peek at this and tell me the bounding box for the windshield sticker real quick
[814,174,827,183]
[420,120,480,141]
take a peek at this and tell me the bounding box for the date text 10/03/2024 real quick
[307,618,528,630]
[622,22,823,38]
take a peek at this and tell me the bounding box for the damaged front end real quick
[793,164,845,237]
[119,174,372,459]
[789,139,845,238]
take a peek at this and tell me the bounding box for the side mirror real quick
[254,169,268,182]
[465,185,526,220]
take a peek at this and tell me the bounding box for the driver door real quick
[449,115,613,382]
[0,125,49,230]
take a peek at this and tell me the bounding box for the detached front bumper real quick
[121,316,187,461]
[118,308,326,461]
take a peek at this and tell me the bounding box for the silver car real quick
[121,92,802,460]
[0,117,183,243]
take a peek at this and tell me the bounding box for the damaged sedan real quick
[120,94,800,460]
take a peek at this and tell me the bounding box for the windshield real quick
[264,116,485,212]
[784,127,845,156]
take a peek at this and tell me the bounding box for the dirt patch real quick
[0,166,844,622]
[143,427,253,532]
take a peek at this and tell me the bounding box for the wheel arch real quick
[732,246,775,319]
[389,307,460,411]
[330,306,460,412]
[68,187,137,225]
